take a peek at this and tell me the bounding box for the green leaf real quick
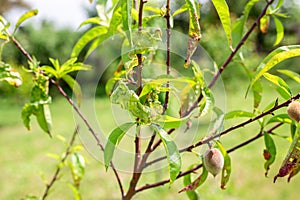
[232,0,260,46]
[69,153,86,186]
[62,75,83,107]
[157,115,189,129]
[247,45,300,95]
[21,103,36,131]
[14,9,38,34]
[273,17,284,46]
[104,122,135,170]
[225,110,255,120]
[36,104,52,137]
[179,162,208,198]
[274,130,300,182]
[211,0,232,47]
[267,114,293,125]
[182,165,200,200]
[121,0,133,46]
[216,141,231,189]
[173,4,188,17]
[78,17,102,29]
[278,69,300,83]
[263,73,292,100]
[263,133,277,176]
[199,87,214,117]
[107,2,122,37]
[185,0,201,39]
[151,124,181,184]
[71,26,107,57]
[111,81,151,123]
[68,183,81,200]
[252,80,263,109]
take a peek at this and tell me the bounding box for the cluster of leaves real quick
[1,0,300,199]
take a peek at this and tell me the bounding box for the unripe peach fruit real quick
[287,101,300,122]
[203,148,224,177]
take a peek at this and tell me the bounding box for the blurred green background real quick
[1,0,300,199]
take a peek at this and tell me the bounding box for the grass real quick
[1,82,300,199]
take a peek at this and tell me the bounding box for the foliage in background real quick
[1,0,300,200]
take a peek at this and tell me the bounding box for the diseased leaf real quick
[14,9,38,33]
[274,131,300,182]
[104,122,135,170]
[179,162,208,196]
[216,141,231,189]
[273,17,284,46]
[225,110,255,120]
[247,45,300,95]
[260,14,270,34]
[263,73,292,100]
[0,62,22,87]
[185,0,201,40]
[151,124,181,184]
[199,87,214,117]
[157,115,189,129]
[181,165,199,200]
[111,81,151,123]
[211,0,232,48]
[263,133,277,176]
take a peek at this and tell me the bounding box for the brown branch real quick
[145,94,300,168]
[42,127,79,200]
[9,32,126,197]
[51,80,125,197]
[162,0,171,113]
[136,122,283,192]
[180,0,275,118]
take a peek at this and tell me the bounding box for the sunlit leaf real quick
[104,122,135,170]
[260,14,270,34]
[157,115,189,129]
[68,183,81,200]
[78,17,102,29]
[173,4,188,17]
[36,104,52,137]
[263,133,277,176]
[247,45,300,96]
[216,141,231,189]
[273,17,284,46]
[151,124,181,184]
[263,73,292,100]
[278,69,300,83]
[225,110,255,120]
[0,62,22,87]
[71,26,108,58]
[211,0,232,48]
[69,153,86,187]
[121,0,133,46]
[267,114,293,125]
[14,9,38,34]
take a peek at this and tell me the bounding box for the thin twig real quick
[42,127,79,200]
[180,0,275,118]
[162,0,171,113]
[51,80,125,197]
[136,122,283,192]
[9,32,126,197]
[145,94,299,168]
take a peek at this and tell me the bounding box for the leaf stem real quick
[136,122,283,192]
[41,127,79,200]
